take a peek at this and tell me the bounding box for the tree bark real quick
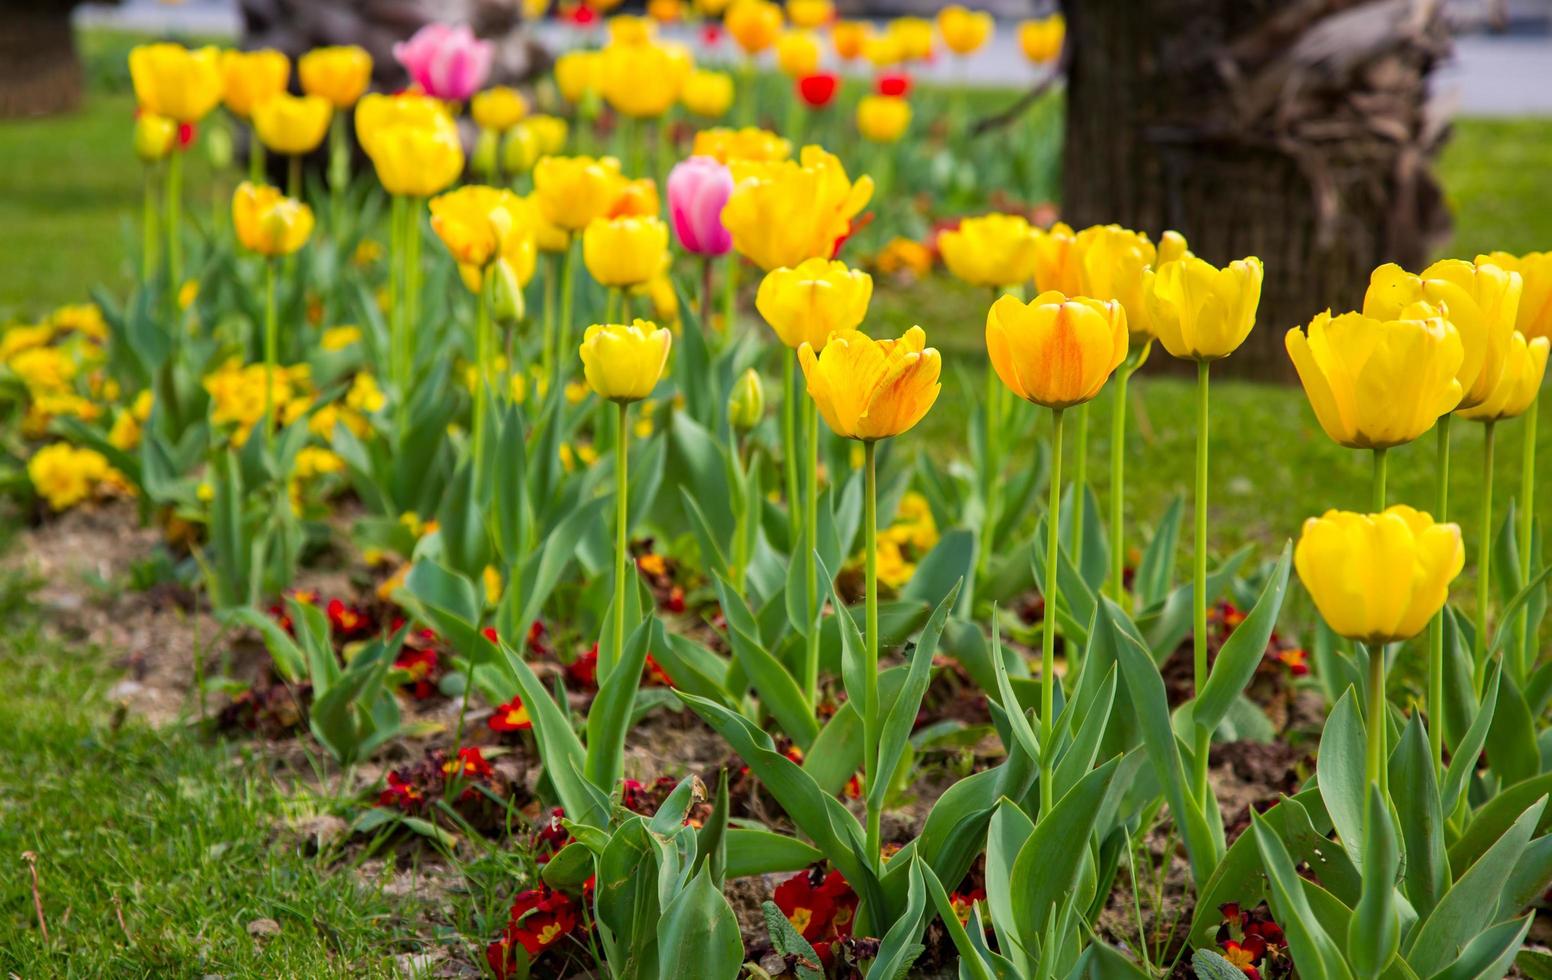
[0,5,85,119]
[1063,0,1453,379]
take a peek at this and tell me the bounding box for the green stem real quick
[804,392,820,707]
[1372,446,1388,511]
[1516,398,1539,681]
[328,114,345,236]
[249,132,264,184]
[783,356,801,550]
[542,251,559,387]
[1475,421,1496,693]
[1072,401,1089,569]
[1366,642,1388,797]
[142,165,158,285]
[262,258,278,459]
[166,148,183,289]
[611,401,630,680]
[1109,363,1129,602]
[723,254,739,334]
[1191,361,1211,808]
[1428,414,1452,782]
[863,440,881,865]
[1041,407,1065,818]
[405,197,422,373]
[555,238,576,396]
[389,195,407,433]
[288,154,301,201]
[472,271,492,479]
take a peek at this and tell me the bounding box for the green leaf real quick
[870,580,961,814]
[918,858,995,980]
[1389,715,1448,917]
[724,828,822,879]
[585,615,656,792]
[1317,689,1368,868]
[1484,665,1540,788]
[1134,496,1184,608]
[595,817,669,979]
[1194,542,1291,732]
[986,800,1036,975]
[1428,914,1533,980]
[500,496,610,645]
[498,639,609,829]
[803,703,863,797]
[1348,784,1400,976]
[220,606,306,682]
[712,574,819,748]
[541,840,595,893]
[1442,666,1500,816]
[657,866,744,980]
[761,901,824,980]
[870,858,928,980]
[902,529,975,607]
[1252,811,1355,980]
[696,770,730,887]
[1192,949,1254,980]
[1008,757,1120,952]
[1447,772,1552,876]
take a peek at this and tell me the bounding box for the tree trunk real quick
[1063,0,1454,379]
[0,5,84,119]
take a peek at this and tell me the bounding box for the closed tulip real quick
[252,93,332,155]
[1364,259,1522,409]
[580,320,673,402]
[1146,254,1263,361]
[721,145,873,271]
[1480,251,1552,341]
[727,0,784,54]
[299,45,373,109]
[232,181,314,256]
[1076,224,1159,342]
[533,155,624,232]
[525,114,569,156]
[130,43,223,123]
[1285,310,1464,449]
[1018,15,1065,64]
[667,155,734,256]
[939,213,1039,288]
[471,86,528,132]
[133,111,178,162]
[728,367,765,429]
[888,17,935,61]
[799,326,941,440]
[607,14,657,45]
[354,92,453,159]
[937,5,993,56]
[502,125,541,175]
[862,33,904,69]
[986,291,1128,409]
[584,216,670,287]
[787,0,834,29]
[555,51,603,105]
[601,40,693,118]
[776,31,822,78]
[1031,221,1082,295]
[856,95,910,143]
[682,69,735,119]
[1458,332,1549,423]
[393,22,493,102]
[219,49,289,120]
[1295,506,1464,645]
[609,178,661,218]
[368,125,464,198]
[756,258,873,350]
[648,0,684,22]
[430,185,524,269]
[691,126,791,164]
[831,21,872,61]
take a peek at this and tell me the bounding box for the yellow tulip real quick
[681,69,735,119]
[1032,221,1082,295]
[787,0,834,29]
[986,291,1128,409]
[1480,251,1552,341]
[471,86,528,132]
[648,0,684,22]
[695,0,733,13]
[1018,15,1065,64]
[1146,254,1264,361]
[831,20,872,61]
[430,185,524,269]
[939,213,1039,288]
[756,258,873,350]
[219,49,289,119]
[727,0,784,54]
[1285,310,1464,449]
[524,114,570,155]
[521,192,572,253]
[1457,332,1550,423]
[1075,224,1159,342]
[252,93,332,155]
[129,43,223,123]
[798,326,941,441]
[555,50,603,104]
[609,178,661,218]
[607,14,657,45]
[133,111,178,162]
[856,95,911,143]
[1158,229,1191,265]
[887,17,935,61]
[601,40,693,118]
[776,30,822,78]
[580,320,673,403]
[721,145,873,271]
[354,92,453,159]
[533,155,624,232]
[368,125,465,198]
[861,32,903,68]
[298,45,373,109]
[937,5,993,56]
[232,181,314,256]
[1364,258,1522,409]
[1295,506,1463,645]
[583,216,670,287]
[691,126,791,164]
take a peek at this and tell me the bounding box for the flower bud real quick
[134,111,178,162]
[728,368,765,430]
[488,258,526,324]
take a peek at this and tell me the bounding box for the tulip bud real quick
[488,258,526,324]
[204,118,234,169]
[728,368,764,430]
[134,112,178,162]
[473,128,501,179]
[502,125,541,175]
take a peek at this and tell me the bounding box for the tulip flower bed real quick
[4,5,1552,979]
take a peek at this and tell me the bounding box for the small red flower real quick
[876,72,912,97]
[486,884,581,977]
[701,23,723,45]
[482,625,500,645]
[567,645,599,688]
[1275,648,1309,677]
[773,869,857,965]
[798,72,839,109]
[665,586,686,614]
[621,778,652,814]
[442,746,494,780]
[394,647,440,700]
[489,696,532,732]
[534,807,572,863]
[177,121,196,150]
[567,3,597,27]
[644,653,673,687]
[949,887,987,925]
[327,598,370,638]
[843,773,863,800]
[527,620,550,655]
[377,770,424,811]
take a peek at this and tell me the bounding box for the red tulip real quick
[798,72,839,109]
[876,71,912,97]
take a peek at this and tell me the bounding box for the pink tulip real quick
[393,23,493,103]
[668,156,733,257]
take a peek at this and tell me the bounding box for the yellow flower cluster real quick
[873,491,940,589]
[28,444,119,511]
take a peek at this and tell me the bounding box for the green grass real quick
[1438,117,1552,259]
[0,574,437,976]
